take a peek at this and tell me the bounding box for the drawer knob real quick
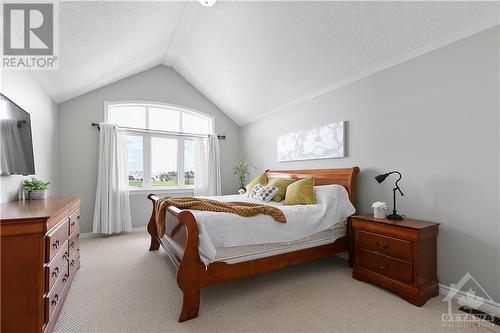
[71,221,76,227]
[62,273,69,283]
[52,240,60,250]
[52,267,59,278]
[77,215,80,220]
[70,241,75,248]
[51,294,59,306]
[376,261,389,270]
[375,242,388,251]
[70,260,75,267]
[63,252,69,261]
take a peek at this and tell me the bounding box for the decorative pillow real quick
[267,178,296,202]
[245,173,268,195]
[249,184,279,202]
[285,177,316,205]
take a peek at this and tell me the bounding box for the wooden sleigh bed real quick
[147,167,359,322]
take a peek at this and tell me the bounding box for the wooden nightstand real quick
[351,214,439,306]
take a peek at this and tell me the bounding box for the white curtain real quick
[92,123,132,234]
[194,134,222,196]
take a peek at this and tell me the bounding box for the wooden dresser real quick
[0,197,81,333]
[351,214,439,306]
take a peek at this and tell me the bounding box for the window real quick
[106,102,213,189]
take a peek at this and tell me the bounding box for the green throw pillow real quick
[284,177,316,205]
[245,173,268,195]
[267,178,296,202]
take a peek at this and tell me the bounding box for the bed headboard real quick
[265,167,360,206]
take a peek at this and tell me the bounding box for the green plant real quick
[23,177,50,191]
[232,158,255,189]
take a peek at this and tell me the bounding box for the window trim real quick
[104,100,213,191]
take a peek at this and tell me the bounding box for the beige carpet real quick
[55,232,498,333]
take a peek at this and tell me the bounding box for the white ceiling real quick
[35,1,499,125]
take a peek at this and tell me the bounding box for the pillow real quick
[285,177,316,205]
[249,184,279,202]
[245,173,268,195]
[267,178,296,202]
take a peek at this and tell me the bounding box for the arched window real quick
[105,102,214,190]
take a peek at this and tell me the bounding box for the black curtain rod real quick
[91,122,226,140]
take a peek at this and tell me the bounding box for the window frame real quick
[104,101,214,192]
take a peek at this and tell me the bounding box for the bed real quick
[146,167,359,322]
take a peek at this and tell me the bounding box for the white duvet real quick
[186,184,355,265]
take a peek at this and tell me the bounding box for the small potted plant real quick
[23,178,50,200]
[233,158,255,192]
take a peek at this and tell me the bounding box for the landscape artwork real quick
[277,121,345,162]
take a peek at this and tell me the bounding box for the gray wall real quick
[240,27,500,302]
[1,71,59,203]
[58,65,240,232]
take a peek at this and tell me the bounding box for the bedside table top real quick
[351,214,439,229]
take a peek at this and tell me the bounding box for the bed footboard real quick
[147,194,202,322]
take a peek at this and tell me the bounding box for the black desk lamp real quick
[375,171,404,220]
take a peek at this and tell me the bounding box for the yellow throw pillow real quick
[267,178,296,202]
[245,173,268,195]
[285,177,316,205]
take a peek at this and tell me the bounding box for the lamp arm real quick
[389,171,404,196]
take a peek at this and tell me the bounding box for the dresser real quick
[351,214,439,306]
[0,197,81,333]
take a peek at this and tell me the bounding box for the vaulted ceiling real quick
[35,1,499,125]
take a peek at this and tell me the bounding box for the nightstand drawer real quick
[358,249,413,283]
[358,230,412,261]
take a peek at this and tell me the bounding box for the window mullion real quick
[143,134,152,188]
[178,138,185,186]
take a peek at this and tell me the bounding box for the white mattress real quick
[214,220,347,264]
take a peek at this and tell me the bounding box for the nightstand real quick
[351,214,439,306]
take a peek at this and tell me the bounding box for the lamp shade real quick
[375,173,389,183]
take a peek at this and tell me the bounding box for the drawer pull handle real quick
[63,252,69,261]
[62,273,69,283]
[77,215,80,220]
[52,267,59,278]
[375,242,388,251]
[70,260,75,267]
[51,294,59,306]
[52,240,60,250]
[71,221,76,227]
[376,261,389,270]
[76,233,80,239]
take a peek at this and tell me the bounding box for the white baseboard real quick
[80,226,147,239]
[439,283,500,317]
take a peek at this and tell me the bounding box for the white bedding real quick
[180,184,355,265]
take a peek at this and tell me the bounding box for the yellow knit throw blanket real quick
[155,197,287,238]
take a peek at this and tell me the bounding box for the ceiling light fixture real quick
[199,0,216,7]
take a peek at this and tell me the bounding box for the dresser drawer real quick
[44,263,69,324]
[69,254,80,277]
[46,218,69,263]
[69,209,80,236]
[357,230,412,261]
[68,231,80,257]
[44,241,69,293]
[358,249,413,283]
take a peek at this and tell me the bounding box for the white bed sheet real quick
[214,220,347,264]
[183,184,355,265]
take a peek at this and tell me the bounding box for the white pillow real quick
[249,184,279,202]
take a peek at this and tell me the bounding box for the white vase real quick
[373,207,386,219]
[24,190,48,200]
